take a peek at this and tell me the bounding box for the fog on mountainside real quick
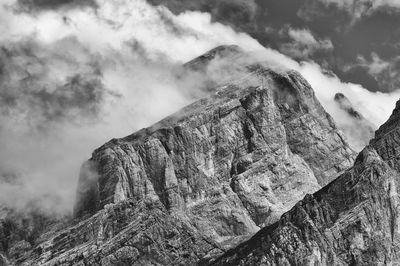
[1,0,400,265]
[0,0,396,222]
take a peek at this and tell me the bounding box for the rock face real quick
[210,99,400,265]
[184,45,242,72]
[0,207,57,265]
[334,93,375,151]
[5,47,356,265]
[0,174,60,265]
[73,68,355,230]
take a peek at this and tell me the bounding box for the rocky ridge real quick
[209,97,400,265]
[3,47,357,265]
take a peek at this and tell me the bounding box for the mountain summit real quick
[1,47,361,265]
[209,88,400,266]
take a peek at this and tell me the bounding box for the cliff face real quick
[6,47,357,265]
[74,67,354,229]
[210,100,400,265]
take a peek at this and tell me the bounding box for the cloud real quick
[298,62,400,128]
[357,52,390,75]
[279,27,333,59]
[315,0,400,19]
[212,0,258,26]
[0,0,398,216]
[15,0,97,12]
[148,1,400,94]
[0,0,264,215]
[340,52,400,92]
[148,0,258,30]
[0,38,112,127]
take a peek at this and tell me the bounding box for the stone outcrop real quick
[74,67,354,230]
[19,200,218,266]
[4,47,356,265]
[209,98,400,266]
[0,207,57,265]
[184,45,242,72]
[334,92,375,151]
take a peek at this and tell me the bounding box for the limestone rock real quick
[210,97,400,266]
[8,47,356,265]
[184,45,242,72]
[20,200,217,266]
[0,207,58,265]
[74,67,354,231]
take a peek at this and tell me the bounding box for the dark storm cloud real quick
[16,0,97,11]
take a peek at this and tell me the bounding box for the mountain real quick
[1,47,357,265]
[209,98,400,265]
[183,45,243,72]
[0,174,62,266]
[334,93,375,151]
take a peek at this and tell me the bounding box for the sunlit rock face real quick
[74,68,355,227]
[4,47,357,265]
[209,99,400,266]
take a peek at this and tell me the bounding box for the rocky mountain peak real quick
[4,46,357,265]
[371,98,400,173]
[333,92,375,151]
[184,45,242,71]
[74,63,355,220]
[334,92,363,119]
[209,93,400,266]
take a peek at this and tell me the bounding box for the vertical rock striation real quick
[8,47,356,265]
[210,98,400,266]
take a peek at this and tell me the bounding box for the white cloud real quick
[0,0,399,215]
[359,53,390,75]
[279,27,333,59]
[298,62,400,127]
[0,0,265,214]
[288,28,318,45]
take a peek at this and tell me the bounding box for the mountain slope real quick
[210,99,400,265]
[7,47,355,265]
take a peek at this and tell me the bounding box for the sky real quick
[150,0,400,93]
[0,0,399,215]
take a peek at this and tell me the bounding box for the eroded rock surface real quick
[0,207,58,265]
[74,69,354,232]
[6,47,356,265]
[210,98,400,266]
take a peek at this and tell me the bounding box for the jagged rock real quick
[370,100,400,173]
[184,45,242,72]
[0,206,59,265]
[9,47,356,265]
[210,98,400,266]
[20,199,217,266]
[0,253,9,266]
[74,68,354,232]
[334,93,375,151]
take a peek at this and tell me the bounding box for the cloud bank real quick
[0,0,398,216]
